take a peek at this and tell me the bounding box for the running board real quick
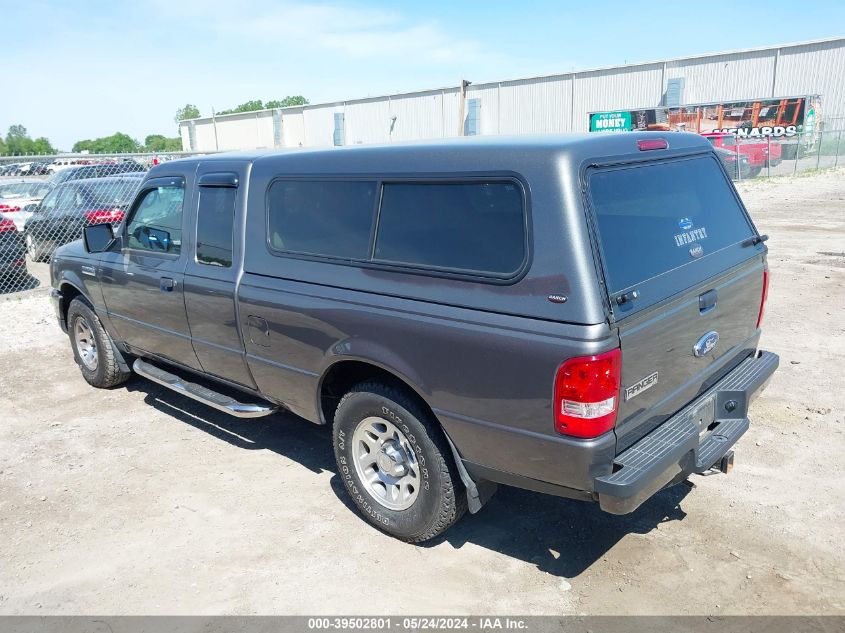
[132,359,278,418]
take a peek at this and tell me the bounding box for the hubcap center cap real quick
[377,440,408,477]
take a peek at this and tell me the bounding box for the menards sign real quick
[588,96,820,138]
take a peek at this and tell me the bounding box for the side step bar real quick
[132,359,278,419]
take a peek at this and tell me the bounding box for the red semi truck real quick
[703,132,782,177]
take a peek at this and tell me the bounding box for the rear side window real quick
[589,156,754,293]
[375,182,525,275]
[196,187,237,267]
[268,180,376,259]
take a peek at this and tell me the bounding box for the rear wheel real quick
[67,298,131,388]
[333,381,467,542]
[748,166,762,178]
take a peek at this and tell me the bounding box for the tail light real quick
[637,138,668,151]
[756,267,770,329]
[0,218,16,233]
[0,204,21,213]
[84,209,125,225]
[554,348,622,438]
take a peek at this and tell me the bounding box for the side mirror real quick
[83,223,116,253]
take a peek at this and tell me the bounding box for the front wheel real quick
[67,298,131,388]
[25,233,46,262]
[333,382,467,542]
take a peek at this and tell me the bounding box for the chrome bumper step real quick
[133,359,277,418]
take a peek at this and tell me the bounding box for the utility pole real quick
[458,79,471,136]
[211,107,220,151]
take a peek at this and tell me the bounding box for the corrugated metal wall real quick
[180,37,845,151]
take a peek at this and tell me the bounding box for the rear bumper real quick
[593,350,779,514]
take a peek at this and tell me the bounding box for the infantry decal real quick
[674,226,708,247]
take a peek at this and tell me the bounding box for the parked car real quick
[50,134,777,542]
[714,146,753,180]
[24,175,142,261]
[0,179,54,231]
[0,163,24,176]
[703,133,782,177]
[47,158,85,174]
[0,215,27,289]
[45,162,147,187]
[24,162,51,176]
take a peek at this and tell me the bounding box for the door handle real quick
[160,277,176,292]
[699,289,718,314]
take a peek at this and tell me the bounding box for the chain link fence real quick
[1,135,843,296]
[0,152,211,296]
[719,129,845,181]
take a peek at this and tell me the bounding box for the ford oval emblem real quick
[693,331,720,357]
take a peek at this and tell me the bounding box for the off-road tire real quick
[332,381,467,542]
[67,297,131,388]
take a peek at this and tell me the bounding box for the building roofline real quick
[178,35,845,126]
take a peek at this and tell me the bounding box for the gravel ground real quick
[0,169,843,615]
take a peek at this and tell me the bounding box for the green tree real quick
[217,99,265,115]
[216,96,310,115]
[174,103,201,122]
[266,95,309,108]
[32,138,55,154]
[144,134,182,152]
[0,136,6,155]
[72,132,140,154]
[5,125,56,155]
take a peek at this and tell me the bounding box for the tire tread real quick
[336,380,467,543]
[67,297,131,388]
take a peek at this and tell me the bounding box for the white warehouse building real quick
[179,36,845,152]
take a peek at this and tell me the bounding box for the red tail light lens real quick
[0,218,17,233]
[637,138,668,151]
[554,348,622,438]
[84,209,125,225]
[756,267,770,329]
[0,204,21,213]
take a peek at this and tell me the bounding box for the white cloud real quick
[154,0,493,66]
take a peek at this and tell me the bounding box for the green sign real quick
[804,108,816,135]
[590,111,632,132]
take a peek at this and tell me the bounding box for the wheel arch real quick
[58,280,87,330]
[317,357,431,428]
[317,357,494,513]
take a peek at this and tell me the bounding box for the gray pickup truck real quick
[50,133,778,542]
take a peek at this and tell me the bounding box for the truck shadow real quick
[428,484,691,577]
[131,378,691,578]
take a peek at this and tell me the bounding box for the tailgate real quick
[586,152,768,451]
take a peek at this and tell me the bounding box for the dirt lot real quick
[0,169,843,615]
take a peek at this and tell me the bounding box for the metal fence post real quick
[736,142,741,181]
[816,130,823,170]
[766,136,771,178]
[793,133,800,176]
[835,130,842,168]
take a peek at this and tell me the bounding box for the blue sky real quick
[3,0,844,150]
